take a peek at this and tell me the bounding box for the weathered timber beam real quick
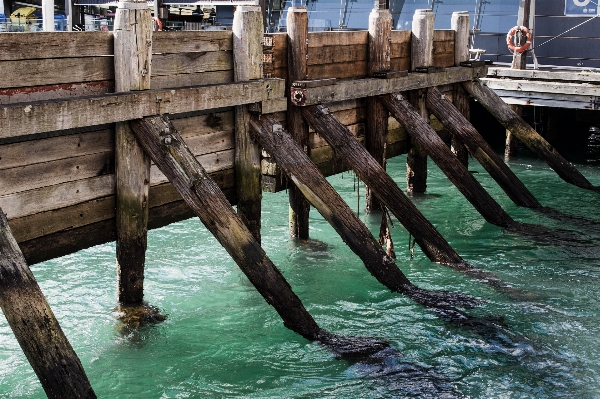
[463,80,597,190]
[487,67,600,83]
[425,86,542,209]
[300,105,466,267]
[381,93,515,227]
[481,78,600,97]
[129,114,398,356]
[291,66,485,106]
[0,79,285,139]
[493,94,598,110]
[0,210,96,399]
[250,115,478,309]
[128,115,322,339]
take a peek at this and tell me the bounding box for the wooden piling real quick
[0,210,96,399]
[286,7,311,239]
[451,11,470,167]
[381,93,514,227]
[128,115,321,340]
[300,105,466,267]
[233,6,263,242]
[505,105,521,160]
[407,9,433,193]
[426,86,542,209]
[251,114,479,309]
[463,80,597,190]
[114,0,153,304]
[365,5,392,212]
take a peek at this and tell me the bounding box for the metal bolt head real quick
[141,69,148,77]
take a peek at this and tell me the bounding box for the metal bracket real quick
[459,60,486,68]
[414,66,445,74]
[373,70,408,79]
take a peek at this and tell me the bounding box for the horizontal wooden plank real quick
[0,151,113,196]
[0,129,113,170]
[491,91,598,110]
[308,61,368,80]
[434,29,454,42]
[481,78,600,97]
[0,79,285,139]
[390,30,411,44]
[152,30,233,53]
[152,51,233,76]
[150,149,235,185]
[0,174,114,219]
[297,66,486,105]
[150,70,233,89]
[0,81,114,105]
[308,31,368,47]
[390,57,411,72]
[0,31,114,61]
[0,57,114,89]
[390,41,411,59]
[9,168,234,243]
[307,44,367,66]
[432,53,455,68]
[171,110,235,137]
[487,67,600,83]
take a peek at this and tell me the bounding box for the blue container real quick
[54,13,66,31]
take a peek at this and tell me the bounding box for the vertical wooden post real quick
[233,6,263,242]
[406,9,433,193]
[451,11,470,167]
[0,211,96,399]
[286,7,310,238]
[506,0,532,158]
[365,1,392,212]
[114,0,152,305]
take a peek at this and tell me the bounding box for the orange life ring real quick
[153,17,162,32]
[506,25,532,53]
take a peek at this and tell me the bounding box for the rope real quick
[530,1,600,50]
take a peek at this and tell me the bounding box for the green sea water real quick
[1,153,600,398]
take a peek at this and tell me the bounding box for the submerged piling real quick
[0,211,96,399]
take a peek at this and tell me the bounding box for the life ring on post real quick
[506,25,532,53]
[153,17,162,32]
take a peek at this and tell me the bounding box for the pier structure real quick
[0,3,598,396]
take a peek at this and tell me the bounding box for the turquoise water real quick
[1,153,600,398]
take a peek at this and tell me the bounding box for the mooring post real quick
[0,211,96,398]
[407,9,433,193]
[233,6,263,242]
[505,0,532,159]
[113,0,152,304]
[286,6,311,239]
[365,0,392,212]
[451,11,470,167]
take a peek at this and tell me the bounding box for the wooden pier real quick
[1,3,598,396]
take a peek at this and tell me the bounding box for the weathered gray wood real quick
[129,115,322,339]
[0,31,113,61]
[0,79,285,139]
[150,70,233,90]
[450,11,470,166]
[481,78,600,97]
[307,30,368,47]
[251,115,478,309]
[511,0,532,70]
[382,93,515,227]
[0,210,96,399]
[426,86,542,208]
[287,7,311,239]
[292,66,485,107]
[463,80,597,190]
[0,81,114,105]
[300,105,466,266]
[152,30,232,53]
[505,104,521,159]
[0,175,114,219]
[0,58,114,89]
[233,5,263,242]
[365,8,392,212]
[487,67,600,83]
[152,51,233,76]
[114,2,153,304]
[411,9,434,70]
[0,151,113,196]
